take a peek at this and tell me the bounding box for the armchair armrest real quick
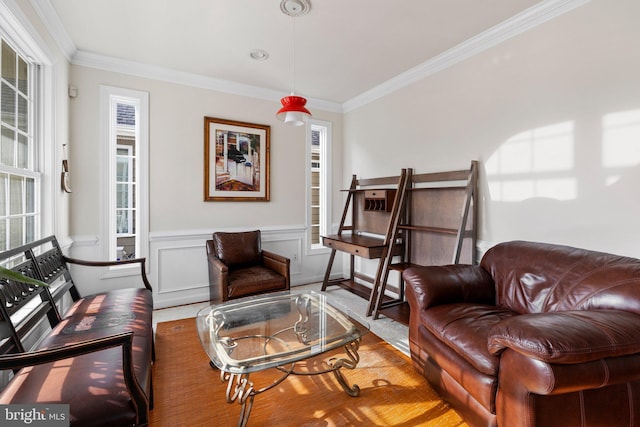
[206,240,228,301]
[403,264,495,311]
[63,255,152,291]
[0,332,148,425]
[206,253,228,273]
[262,250,290,281]
[488,310,640,363]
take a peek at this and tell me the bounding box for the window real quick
[100,86,148,266]
[116,144,134,235]
[306,120,331,250]
[0,38,38,250]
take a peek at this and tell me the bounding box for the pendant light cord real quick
[292,16,297,95]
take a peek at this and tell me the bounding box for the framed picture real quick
[204,117,270,201]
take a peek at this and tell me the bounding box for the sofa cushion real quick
[213,230,262,268]
[421,303,515,376]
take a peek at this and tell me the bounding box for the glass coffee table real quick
[196,290,369,427]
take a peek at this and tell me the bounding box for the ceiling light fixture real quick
[250,49,269,61]
[276,0,311,126]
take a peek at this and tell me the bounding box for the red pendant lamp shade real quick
[276,95,311,126]
[277,1,312,126]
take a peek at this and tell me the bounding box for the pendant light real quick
[277,0,311,126]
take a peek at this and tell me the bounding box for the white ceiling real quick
[44,0,571,108]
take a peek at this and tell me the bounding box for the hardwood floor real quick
[149,314,466,426]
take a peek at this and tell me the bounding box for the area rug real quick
[149,318,468,427]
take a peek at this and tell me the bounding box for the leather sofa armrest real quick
[0,332,148,425]
[262,250,290,282]
[404,264,495,311]
[499,348,640,398]
[488,310,640,363]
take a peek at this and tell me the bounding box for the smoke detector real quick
[280,0,310,17]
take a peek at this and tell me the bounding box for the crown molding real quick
[72,50,343,113]
[342,0,591,112]
[28,0,75,60]
[1,0,53,63]
[29,0,588,115]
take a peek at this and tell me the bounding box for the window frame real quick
[305,119,331,254]
[99,85,149,273]
[0,1,56,248]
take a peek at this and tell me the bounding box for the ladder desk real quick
[321,170,409,313]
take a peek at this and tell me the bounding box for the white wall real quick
[18,0,639,308]
[67,66,344,307]
[343,0,640,259]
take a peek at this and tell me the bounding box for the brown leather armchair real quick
[404,241,640,427]
[206,230,290,302]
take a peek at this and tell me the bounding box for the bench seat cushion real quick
[62,287,154,318]
[0,288,153,427]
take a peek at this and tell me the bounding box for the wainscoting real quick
[149,227,327,308]
[69,226,338,309]
[68,229,490,310]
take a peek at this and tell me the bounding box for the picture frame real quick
[204,117,270,201]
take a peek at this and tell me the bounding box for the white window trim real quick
[99,85,149,275]
[305,119,331,255]
[0,0,56,239]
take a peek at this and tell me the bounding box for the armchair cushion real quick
[227,265,288,300]
[212,230,262,268]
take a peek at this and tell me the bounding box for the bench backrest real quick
[0,236,80,353]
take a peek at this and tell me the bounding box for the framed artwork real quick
[204,117,270,201]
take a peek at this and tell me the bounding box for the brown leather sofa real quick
[403,240,640,427]
[206,230,290,302]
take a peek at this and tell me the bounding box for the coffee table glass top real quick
[196,290,369,373]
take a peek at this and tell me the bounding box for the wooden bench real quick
[0,235,154,427]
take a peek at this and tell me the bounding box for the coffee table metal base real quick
[220,339,362,427]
